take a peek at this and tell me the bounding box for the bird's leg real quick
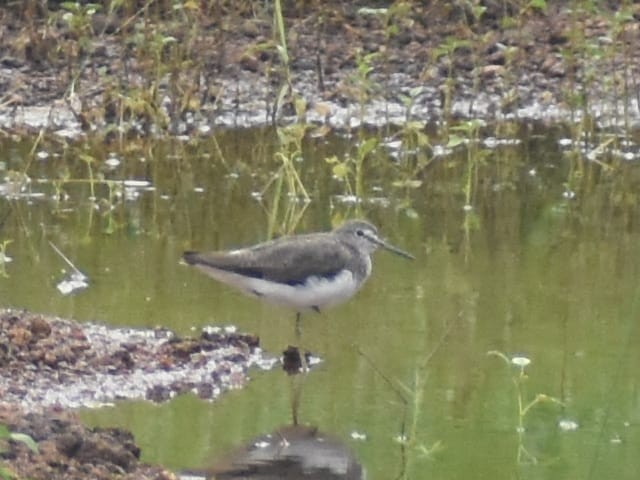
[294,312,309,373]
[295,311,302,342]
[290,373,303,425]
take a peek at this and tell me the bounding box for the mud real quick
[1,405,175,480]
[0,308,275,479]
[1,3,639,135]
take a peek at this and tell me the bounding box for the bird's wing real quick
[183,234,353,285]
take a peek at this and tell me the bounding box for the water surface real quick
[1,127,639,479]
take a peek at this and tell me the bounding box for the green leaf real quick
[415,131,430,147]
[472,5,486,20]
[79,153,96,164]
[9,433,38,454]
[332,163,350,179]
[0,425,9,439]
[294,97,307,118]
[446,135,465,148]
[529,0,547,11]
[404,208,420,219]
[61,2,80,13]
[409,86,424,98]
[358,138,378,159]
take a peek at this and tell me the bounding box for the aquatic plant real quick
[488,351,563,465]
[388,116,430,215]
[603,5,636,136]
[447,119,487,259]
[56,2,101,94]
[261,123,311,237]
[342,49,381,126]
[394,368,444,467]
[432,36,471,127]
[325,135,378,212]
[356,345,443,480]
[0,240,12,278]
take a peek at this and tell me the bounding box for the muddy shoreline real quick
[0,308,274,479]
[1,3,639,135]
[1,405,174,480]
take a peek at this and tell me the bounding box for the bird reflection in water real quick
[186,424,364,480]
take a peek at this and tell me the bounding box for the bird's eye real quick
[356,229,364,236]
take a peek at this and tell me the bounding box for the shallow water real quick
[1,126,640,479]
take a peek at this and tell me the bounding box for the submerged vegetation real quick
[488,351,564,465]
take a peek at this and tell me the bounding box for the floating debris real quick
[333,194,360,204]
[123,179,152,188]
[104,155,121,168]
[56,272,89,295]
[0,172,32,198]
[558,419,579,431]
[49,241,89,295]
[482,137,522,148]
[610,434,623,444]
[432,144,454,157]
[511,356,531,368]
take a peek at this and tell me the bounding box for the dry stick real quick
[356,311,458,480]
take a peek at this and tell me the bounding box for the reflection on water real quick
[183,347,364,480]
[193,424,364,480]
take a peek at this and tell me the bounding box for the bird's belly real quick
[250,270,360,310]
[292,270,361,310]
[193,266,363,311]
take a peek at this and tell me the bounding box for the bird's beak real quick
[366,231,415,260]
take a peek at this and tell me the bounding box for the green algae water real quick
[1,126,639,479]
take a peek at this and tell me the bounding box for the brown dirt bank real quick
[1,1,639,134]
[0,308,274,479]
[0,309,270,411]
[1,405,174,480]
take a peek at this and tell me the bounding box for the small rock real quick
[477,64,505,78]
[29,316,52,340]
[239,53,260,72]
[9,326,32,347]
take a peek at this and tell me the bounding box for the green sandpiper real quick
[183,219,414,329]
